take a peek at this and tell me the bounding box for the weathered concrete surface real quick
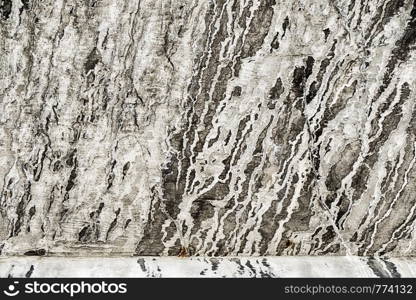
[0,0,416,257]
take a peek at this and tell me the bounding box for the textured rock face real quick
[0,0,416,257]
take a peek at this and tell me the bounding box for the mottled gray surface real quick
[2,256,416,278]
[0,0,416,257]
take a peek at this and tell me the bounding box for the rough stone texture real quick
[0,0,416,257]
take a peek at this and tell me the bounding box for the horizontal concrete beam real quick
[1,257,415,278]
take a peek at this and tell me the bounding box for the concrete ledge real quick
[1,257,415,278]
